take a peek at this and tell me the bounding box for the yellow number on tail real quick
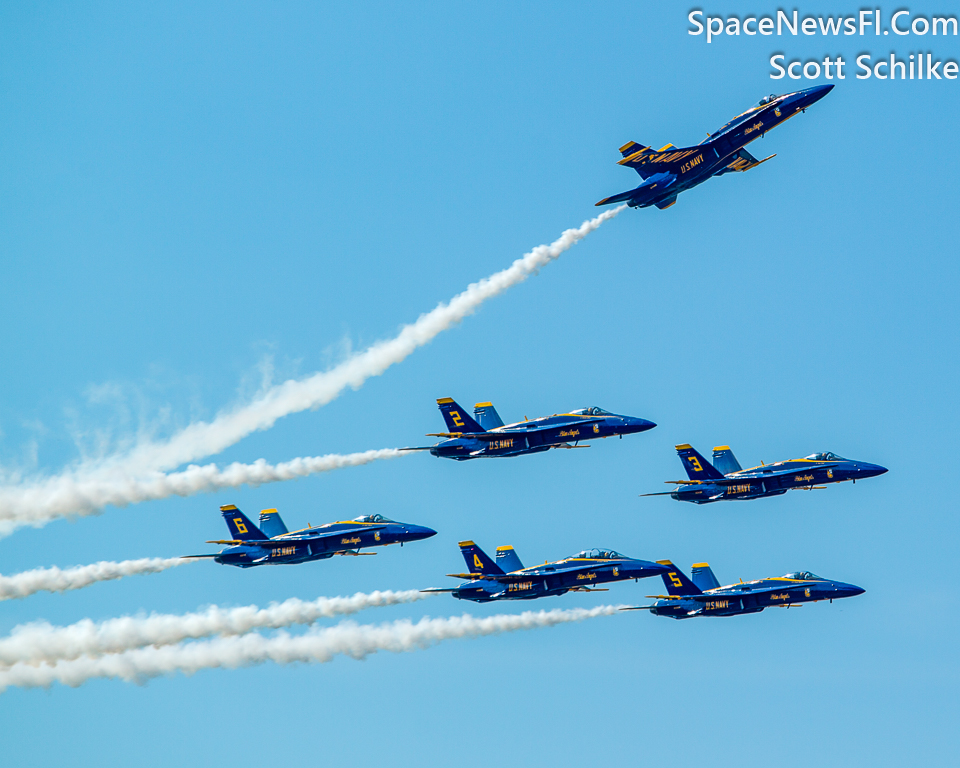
[451,411,465,428]
[689,457,703,472]
[233,518,248,534]
[473,554,483,569]
[669,572,683,588]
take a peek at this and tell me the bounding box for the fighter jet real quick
[596,85,833,210]
[641,444,887,504]
[422,540,668,602]
[622,561,864,619]
[186,505,436,567]
[412,398,656,460]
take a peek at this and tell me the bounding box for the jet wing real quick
[686,583,809,601]
[722,464,839,482]
[510,561,621,579]
[428,418,605,440]
[714,147,776,175]
[207,524,388,548]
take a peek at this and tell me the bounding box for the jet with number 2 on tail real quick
[595,85,833,210]
[622,561,864,619]
[421,541,668,602]
[640,444,887,504]
[407,398,656,460]
[185,505,436,568]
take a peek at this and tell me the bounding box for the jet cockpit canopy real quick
[804,452,847,461]
[353,514,394,523]
[571,548,624,560]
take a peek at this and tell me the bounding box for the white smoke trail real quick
[0,558,190,602]
[0,605,619,692]
[0,448,407,534]
[0,207,624,535]
[0,590,430,666]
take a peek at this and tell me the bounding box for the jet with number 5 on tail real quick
[595,85,833,210]
[622,561,864,619]
[421,541,668,602]
[641,444,887,504]
[408,398,656,460]
[185,505,436,567]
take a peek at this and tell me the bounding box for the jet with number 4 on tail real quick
[185,505,436,568]
[421,541,668,602]
[640,444,887,504]
[408,398,656,460]
[622,561,864,619]
[595,85,833,210]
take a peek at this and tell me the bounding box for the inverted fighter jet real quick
[412,398,655,460]
[422,540,667,602]
[641,444,887,504]
[186,505,436,567]
[623,561,864,619]
[596,85,833,210]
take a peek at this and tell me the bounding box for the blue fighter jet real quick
[641,444,887,504]
[414,398,656,460]
[186,505,436,567]
[623,561,864,619]
[596,85,833,210]
[422,540,668,602]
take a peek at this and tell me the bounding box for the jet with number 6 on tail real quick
[421,541,669,602]
[406,398,656,460]
[595,85,833,210]
[185,505,436,568]
[641,444,887,504]
[622,561,864,619]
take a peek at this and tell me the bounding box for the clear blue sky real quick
[1,2,957,765]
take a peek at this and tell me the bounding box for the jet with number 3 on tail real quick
[185,505,436,567]
[622,561,864,619]
[641,444,887,504]
[421,541,668,602]
[408,398,656,460]
[595,85,833,210]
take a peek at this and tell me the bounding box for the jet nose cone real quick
[833,581,865,598]
[407,525,437,541]
[858,462,888,479]
[626,417,657,433]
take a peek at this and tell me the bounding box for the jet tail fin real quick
[691,563,721,592]
[473,402,505,430]
[711,446,742,475]
[675,444,726,481]
[656,561,702,596]
[220,505,268,541]
[618,143,711,179]
[258,508,288,538]
[458,541,504,575]
[495,545,524,573]
[437,398,485,434]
